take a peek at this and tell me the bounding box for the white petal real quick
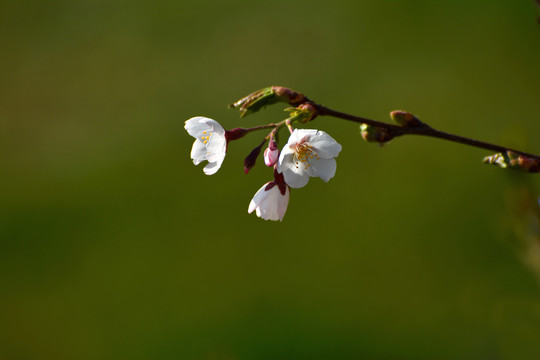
[200,117,226,136]
[277,152,297,171]
[309,158,337,182]
[279,141,296,157]
[258,187,281,221]
[278,153,310,188]
[303,161,317,177]
[277,187,290,221]
[280,129,308,156]
[248,184,289,221]
[281,165,310,188]
[205,134,227,163]
[190,139,207,165]
[308,131,342,159]
[257,191,279,220]
[278,128,340,187]
[279,144,294,161]
[248,183,271,213]
[185,117,213,139]
[203,158,224,175]
[292,129,318,142]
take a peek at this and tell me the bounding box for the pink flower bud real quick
[264,140,279,167]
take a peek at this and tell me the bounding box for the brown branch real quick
[316,105,540,161]
[229,86,540,173]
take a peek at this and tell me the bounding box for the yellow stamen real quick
[294,142,318,169]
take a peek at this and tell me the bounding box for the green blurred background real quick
[2,0,540,359]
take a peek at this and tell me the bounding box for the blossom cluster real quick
[184,87,342,221]
[185,85,540,217]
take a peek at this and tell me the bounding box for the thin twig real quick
[316,105,540,161]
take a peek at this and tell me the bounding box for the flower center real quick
[294,142,319,169]
[201,130,212,144]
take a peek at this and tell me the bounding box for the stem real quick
[317,106,404,132]
[245,123,279,133]
[242,120,291,144]
[285,119,295,134]
[317,105,540,161]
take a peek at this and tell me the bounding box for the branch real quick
[229,86,540,173]
[316,105,540,161]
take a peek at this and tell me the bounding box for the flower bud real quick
[483,151,540,173]
[264,140,279,167]
[273,86,307,106]
[243,140,266,174]
[516,155,540,173]
[483,152,509,168]
[360,124,394,144]
[229,86,307,118]
[285,103,318,124]
[390,110,423,127]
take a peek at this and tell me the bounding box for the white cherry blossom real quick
[185,116,227,175]
[277,129,342,188]
[248,183,290,221]
[248,171,290,221]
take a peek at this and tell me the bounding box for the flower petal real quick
[279,129,307,156]
[248,183,289,221]
[308,131,342,159]
[190,139,207,165]
[277,153,311,188]
[201,117,226,136]
[248,183,271,214]
[281,165,310,188]
[293,129,318,142]
[257,187,280,221]
[277,148,288,166]
[203,158,224,175]
[309,158,337,182]
[279,143,295,157]
[206,134,227,163]
[277,187,290,221]
[185,116,213,139]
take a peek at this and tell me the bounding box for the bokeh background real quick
[2,0,540,359]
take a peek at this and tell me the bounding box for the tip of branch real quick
[483,151,540,173]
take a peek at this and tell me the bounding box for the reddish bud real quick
[360,124,394,144]
[273,86,307,106]
[390,110,423,127]
[516,156,540,172]
[244,140,266,174]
